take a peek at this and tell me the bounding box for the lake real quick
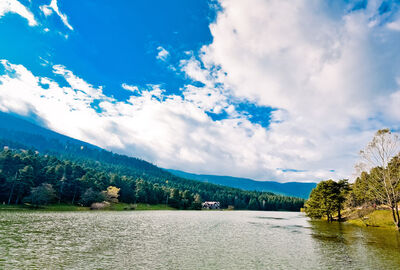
[1,211,400,269]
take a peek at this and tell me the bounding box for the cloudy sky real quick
[0,0,400,182]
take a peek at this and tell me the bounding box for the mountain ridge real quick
[0,111,313,200]
[167,169,316,199]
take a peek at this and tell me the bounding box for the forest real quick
[305,129,400,229]
[0,136,304,211]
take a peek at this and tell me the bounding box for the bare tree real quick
[358,129,400,229]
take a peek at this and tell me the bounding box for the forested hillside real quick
[0,113,304,210]
[0,147,304,210]
[168,169,316,199]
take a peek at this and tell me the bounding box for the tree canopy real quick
[306,129,400,229]
[305,179,349,221]
[0,146,304,211]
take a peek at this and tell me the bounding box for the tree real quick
[112,175,136,203]
[305,179,349,221]
[0,147,305,211]
[191,194,202,210]
[305,186,325,219]
[181,190,192,209]
[80,188,105,206]
[0,171,8,203]
[347,171,375,207]
[104,186,120,203]
[358,129,400,229]
[135,179,148,203]
[14,165,34,204]
[336,179,350,221]
[7,171,18,205]
[169,188,181,209]
[248,198,259,210]
[24,183,56,207]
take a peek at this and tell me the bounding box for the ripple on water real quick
[255,216,287,220]
[1,211,400,269]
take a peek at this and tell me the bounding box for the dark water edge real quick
[1,211,399,269]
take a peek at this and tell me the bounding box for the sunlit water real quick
[1,211,400,269]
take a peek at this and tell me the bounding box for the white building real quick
[202,201,220,209]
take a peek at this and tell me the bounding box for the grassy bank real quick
[108,203,175,211]
[0,203,176,211]
[0,204,86,211]
[345,208,397,230]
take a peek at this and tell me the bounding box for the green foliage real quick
[80,188,106,207]
[248,198,259,210]
[0,138,304,211]
[305,129,400,229]
[191,194,202,210]
[23,183,56,207]
[347,171,376,207]
[352,129,400,228]
[169,188,181,209]
[305,179,349,221]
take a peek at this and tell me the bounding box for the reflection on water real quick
[308,220,400,269]
[0,211,399,269]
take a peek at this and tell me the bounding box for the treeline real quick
[0,146,304,210]
[0,149,198,208]
[305,129,400,229]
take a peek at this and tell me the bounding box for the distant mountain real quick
[0,112,315,199]
[167,169,316,199]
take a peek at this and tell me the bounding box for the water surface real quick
[1,211,400,269]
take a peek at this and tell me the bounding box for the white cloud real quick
[180,56,213,87]
[387,18,400,31]
[177,0,400,181]
[0,0,37,26]
[121,83,139,93]
[0,60,296,181]
[1,1,400,183]
[39,4,52,16]
[156,46,170,61]
[40,0,73,30]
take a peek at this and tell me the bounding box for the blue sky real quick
[0,1,214,96]
[1,0,400,182]
[0,0,275,127]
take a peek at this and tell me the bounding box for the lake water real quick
[1,211,400,269]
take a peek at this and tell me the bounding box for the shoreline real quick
[344,209,398,230]
[0,204,303,212]
[0,203,176,212]
[313,208,400,231]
